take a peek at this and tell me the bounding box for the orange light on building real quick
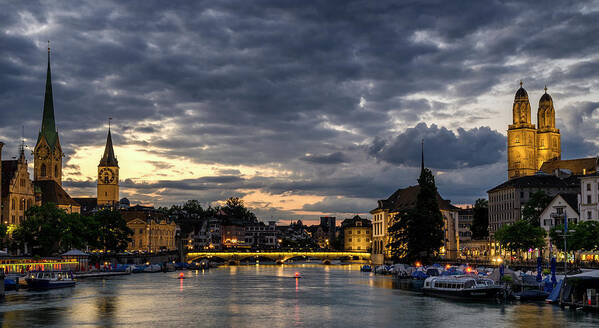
[415,261,421,267]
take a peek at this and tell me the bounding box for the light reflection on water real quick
[0,264,597,327]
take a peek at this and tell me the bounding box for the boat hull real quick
[422,287,503,300]
[26,279,76,290]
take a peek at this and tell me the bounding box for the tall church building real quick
[507,83,561,179]
[34,45,63,185]
[32,44,80,214]
[97,127,119,207]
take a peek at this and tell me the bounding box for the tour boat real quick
[422,276,503,300]
[26,271,76,290]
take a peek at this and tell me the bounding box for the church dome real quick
[515,86,528,99]
[540,91,552,104]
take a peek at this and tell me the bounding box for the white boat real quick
[423,276,503,300]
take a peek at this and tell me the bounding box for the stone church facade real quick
[507,83,561,179]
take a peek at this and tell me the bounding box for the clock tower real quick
[97,125,119,208]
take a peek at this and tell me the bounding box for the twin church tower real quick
[507,82,561,179]
[33,43,120,207]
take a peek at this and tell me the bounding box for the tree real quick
[522,191,552,226]
[387,168,444,263]
[494,220,546,255]
[93,209,133,253]
[471,198,489,240]
[13,204,68,256]
[549,221,599,253]
[222,197,257,223]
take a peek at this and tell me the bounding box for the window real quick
[588,184,592,191]
[588,211,592,220]
[54,165,58,177]
[19,199,24,210]
[556,207,563,214]
[11,199,15,210]
[348,238,352,242]
[41,164,46,177]
[588,195,592,204]
[520,191,524,198]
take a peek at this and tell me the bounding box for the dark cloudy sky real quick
[1,0,599,223]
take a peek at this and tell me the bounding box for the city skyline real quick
[2,1,599,223]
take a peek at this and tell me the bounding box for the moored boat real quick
[25,271,76,290]
[422,276,503,300]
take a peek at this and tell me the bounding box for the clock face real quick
[53,149,61,160]
[99,168,116,184]
[37,145,50,160]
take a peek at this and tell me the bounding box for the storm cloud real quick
[2,0,599,221]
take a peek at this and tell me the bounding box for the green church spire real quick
[38,41,59,149]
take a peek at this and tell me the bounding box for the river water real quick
[0,264,598,327]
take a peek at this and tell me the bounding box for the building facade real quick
[579,173,599,221]
[245,221,278,248]
[342,216,372,252]
[457,206,474,242]
[1,147,35,226]
[370,185,459,265]
[487,173,579,234]
[122,206,177,252]
[507,83,561,180]
[539,194,579,233]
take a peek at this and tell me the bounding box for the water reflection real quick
[0,265,597,328]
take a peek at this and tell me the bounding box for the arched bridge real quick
[186,251,370,264]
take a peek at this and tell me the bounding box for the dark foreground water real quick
[1,264,598,327]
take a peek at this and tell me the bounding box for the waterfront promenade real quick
[1,264,598,327]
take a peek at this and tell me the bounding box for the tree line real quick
[1,204,133,257]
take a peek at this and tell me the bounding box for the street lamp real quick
[554,213,575,286]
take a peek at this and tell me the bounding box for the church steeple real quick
[100,124,118,167]
[34,42,63,185]
[38,41,59,149]
[97,119,120,208]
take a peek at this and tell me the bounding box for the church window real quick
[553,138,557,148]
[11,199,15,210]
[19,199,24,211]
[515,137,520,144]
[41,164,46,177]
[54,165,58,177]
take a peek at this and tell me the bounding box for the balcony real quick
[550,213,565,219]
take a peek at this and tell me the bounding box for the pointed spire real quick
[544,85,548,94]
[38,40,59,149]
[19,125,26,163]
[421,138,425,173]
[100,119,118,167]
